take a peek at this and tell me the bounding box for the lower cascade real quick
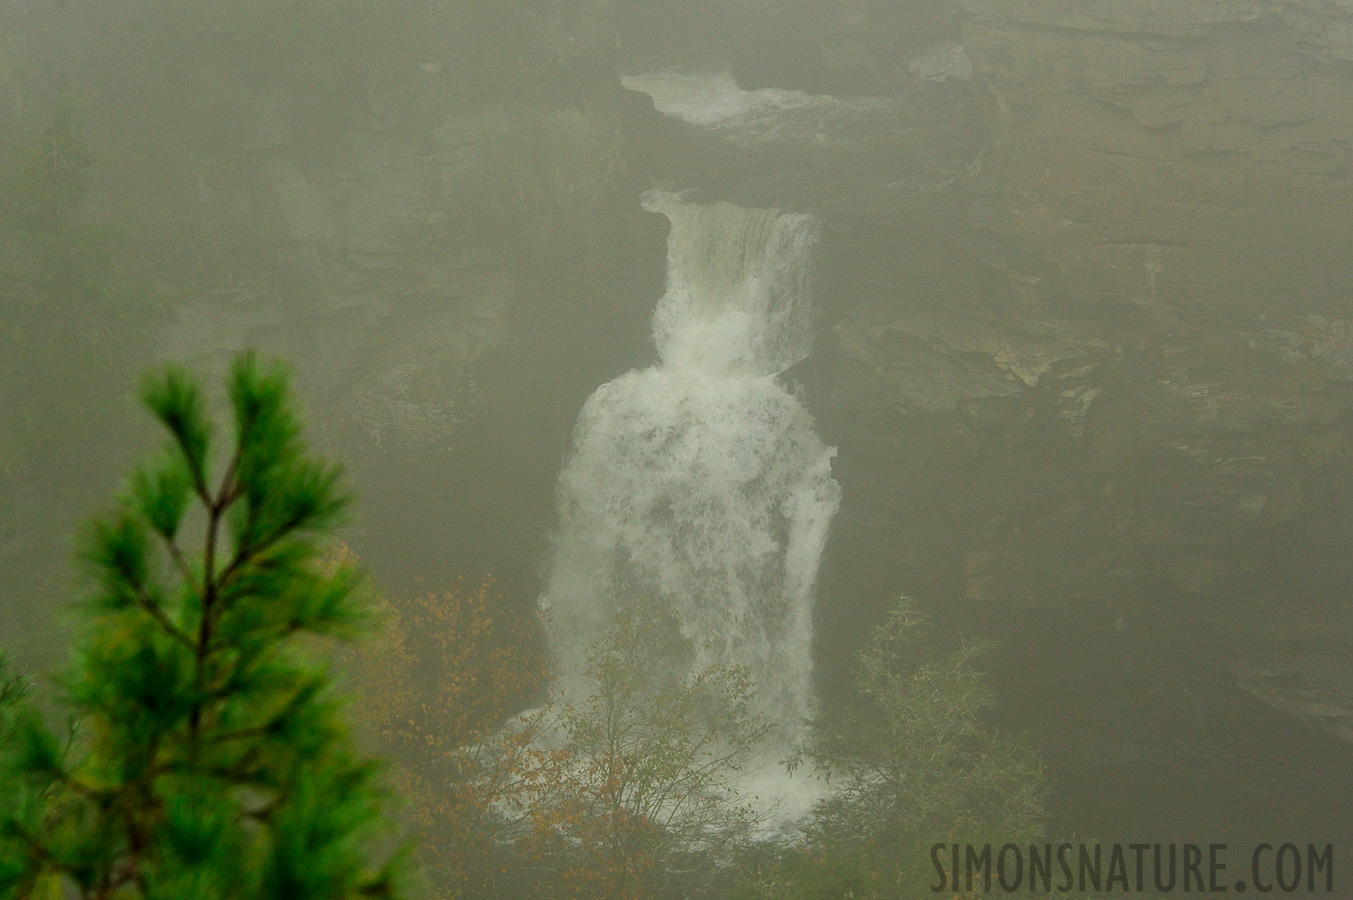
[541,190,841,814]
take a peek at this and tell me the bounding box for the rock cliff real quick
[0,0,663,615]
[620,0,1353,839]
[801,0,1353,837]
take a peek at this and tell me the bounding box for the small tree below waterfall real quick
[734,597,1047,900]
[332,560,546,898]
[513,601,770,899]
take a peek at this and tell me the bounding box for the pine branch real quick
[131,583,194,651]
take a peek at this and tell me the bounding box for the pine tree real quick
[0,352,413,899]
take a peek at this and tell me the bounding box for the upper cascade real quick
[645,189,818,377]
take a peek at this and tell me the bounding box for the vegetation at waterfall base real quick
[506,601,769,899]
[340,589,1053,900]
[330,561,547,897]
[730,598,1049,900]
[0,353,412,899]
[339,592,770,900]
[0,348,1052,900]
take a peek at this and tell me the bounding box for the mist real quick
[2,0,1351,895]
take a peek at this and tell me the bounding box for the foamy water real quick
[622,71,818,130]
[541,191,840,820]
[622,70,906,150]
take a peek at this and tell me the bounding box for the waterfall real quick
[541,190,840,809]
[620,70,909,151]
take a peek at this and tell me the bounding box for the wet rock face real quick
[662,0,1353,838]
[1,0,664,608]
[0,0,642,456]
[136,3,645,460]
[167,89,637,453]
[625,0,1353,815]
[821,286,1353,839]
[925,0,1353,745]
[828,299,1353,592]
[956,0,1353,317]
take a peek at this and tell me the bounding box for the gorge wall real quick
[727,0,1353,838]
[949,0,1353,745]
[4,0,1352,846]
[0,0,665,630]
[619,0,1353,840]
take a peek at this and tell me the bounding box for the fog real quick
[2,0,1352,894]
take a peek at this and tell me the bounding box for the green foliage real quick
[331,566,548,899]
[735,597,1047,900]
[0,353,412,899]
[0,658,27,712]
[508,601,769,899]
[803,599,1045,844]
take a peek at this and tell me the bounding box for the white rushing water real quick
[621,70,819,132]
[541,190,841,816]
[620,70,908,150]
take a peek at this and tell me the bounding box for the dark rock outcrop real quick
[0,0,664,610]
[803,0,1353,839]
[655,0,1353,840]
